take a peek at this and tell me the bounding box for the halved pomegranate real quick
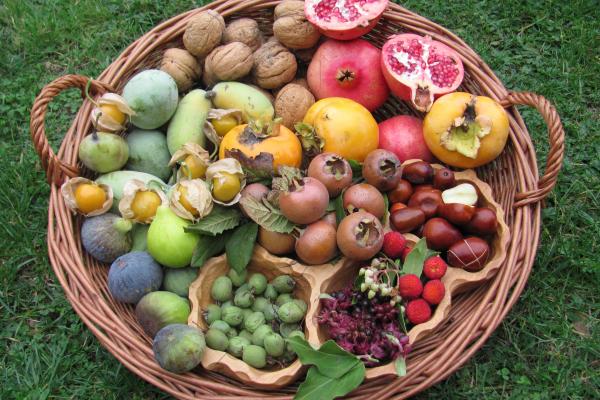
[381,33,464,112]
[304,0,389,41]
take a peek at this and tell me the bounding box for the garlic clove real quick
[441,183,478,206]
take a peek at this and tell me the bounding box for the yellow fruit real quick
[423,92,509,168]
[180,154,208,179]
[131,191,162,222]
[177,185,200,217]
[74,183,107,213]
[212,172,241,203]
[100,104,126,125]
[303,98,379,162]
[219,124,302,169]
[210,115,239,137]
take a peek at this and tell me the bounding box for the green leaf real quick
[286,337,359,379]
[185,206,242,236]
[295,363,365,400]
[326,198,336,212]
[225,222,259,273]
[348,159,362,182]
[334,192,346,225]
[402,238,431,277]
[394,357,407,377]
[383,193,390,225]
[191,233,229,268]
[239,195,296,234]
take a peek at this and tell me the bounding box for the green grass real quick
[0,0,598,398]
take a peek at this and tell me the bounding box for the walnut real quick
[205,42,253,82]
[274,83,315,129]
[160,48,202,92]
[252,41,298,89]
[222,18,264,51]
[273,1,321,49]
[273,77,308,98]
[183,10,225,57]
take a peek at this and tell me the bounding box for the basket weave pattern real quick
[29,1,564,398]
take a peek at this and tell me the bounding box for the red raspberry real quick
[423,256,448,280]
[405,299,432,324]
[382,231,407,259]
[422,279,445,305]
[397,274,423,299]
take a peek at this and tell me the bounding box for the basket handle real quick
[501,91,565,207]
[30,74,114,185]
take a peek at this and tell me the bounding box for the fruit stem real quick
[84,79,99,107]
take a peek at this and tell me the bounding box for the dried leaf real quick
[225,149,275,183]
[239,195,295,233]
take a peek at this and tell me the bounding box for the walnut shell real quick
[183,10,225,57]
[205,42,254,82]
[273,1,321,49]
[274,83,315,129]
[160,48,202,92]
[222,18,264,51]
[252,41,298,90]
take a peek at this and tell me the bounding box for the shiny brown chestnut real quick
[402,161,434,184]
[388,179,413,204]
[390,202,407,214]
[390,207,425,233]
[465,207,498,236]
[408,189,443,219]
[422,218,463,251]
[447,237,490,271]
[438,203,476,226]
[433,168,456,190]
[413,184,435,193]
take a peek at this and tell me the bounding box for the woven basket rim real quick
[29,1,565,398]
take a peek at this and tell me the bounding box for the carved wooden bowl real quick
[188,162,509,387]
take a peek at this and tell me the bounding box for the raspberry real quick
[397,274,423,299]
[423,256,447,280]
[422,279,445,305]
[405,299,432,324]
[382,231,406,259]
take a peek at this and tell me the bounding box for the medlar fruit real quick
[336,211,384,261]
[362,149,402,191]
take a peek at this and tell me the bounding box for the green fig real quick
[78,132,129,173]
[147,206,199,268]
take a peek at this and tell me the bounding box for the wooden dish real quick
[189,163,509,386]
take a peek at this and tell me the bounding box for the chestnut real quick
[390,202,407,214]
[447,237,490,271]
[465,207,498,236]
[408,189,443,219]
[362,149,402,191]
[422,218,463,251]
[390,207,425,233]
[438,203,476,226]
[388,179,413,204]
[413,184,435,193]
[402,161,434,184]
[433,168,456,190]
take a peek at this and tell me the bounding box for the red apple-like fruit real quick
[378,115,435,163]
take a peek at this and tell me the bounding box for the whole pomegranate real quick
[381,33,464,112]
[279,177,329,225]
[304,0,389,41]
[378,115,435,163]
[336,211,384,260]
[307,39,389,111]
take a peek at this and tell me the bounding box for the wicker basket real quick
[29,1,565,398]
